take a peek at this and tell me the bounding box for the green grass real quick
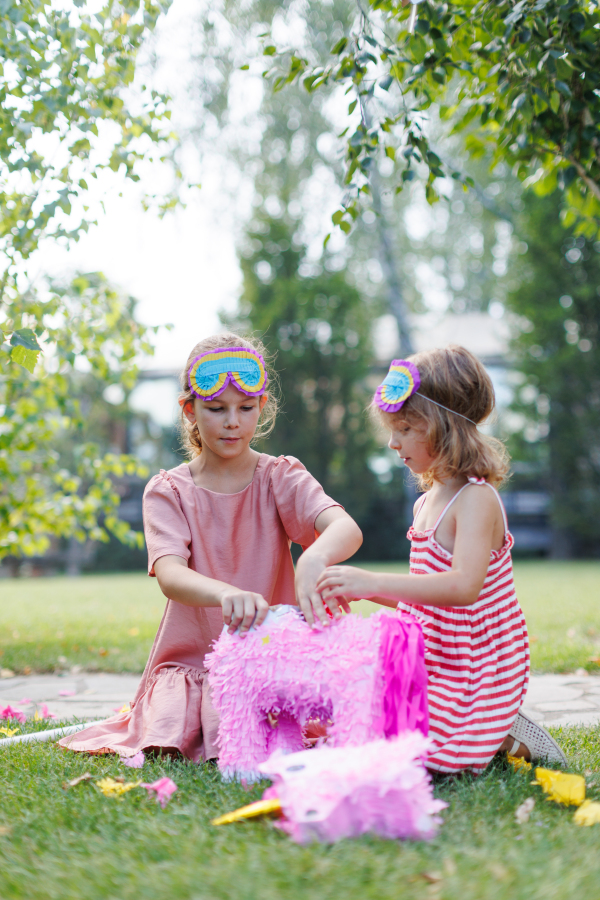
[0,722,599,900]
[0,562,599,675]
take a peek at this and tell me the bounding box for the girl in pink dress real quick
[318,345,566,774]
[60,333,362,762]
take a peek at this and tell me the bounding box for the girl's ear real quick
[180,398,196,423]
[259,393,268,412]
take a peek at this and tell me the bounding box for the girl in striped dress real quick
[317,346,566,774]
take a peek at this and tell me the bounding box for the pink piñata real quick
[258,733,446,843]
[206,607,428,781]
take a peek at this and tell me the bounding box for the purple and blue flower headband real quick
[188,347,268,401]
[374,359,476,424]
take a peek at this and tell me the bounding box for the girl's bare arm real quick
[295,506,363,626]
[317,488,499,609]
[153,555,269,634]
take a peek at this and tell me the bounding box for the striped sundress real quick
[397,477,530,774]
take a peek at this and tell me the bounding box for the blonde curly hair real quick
[375,345,510,490]
[178,332,278,459]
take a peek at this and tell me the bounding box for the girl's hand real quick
[295,554,351,627]
[217,587,269,635]
[316,566,376,604]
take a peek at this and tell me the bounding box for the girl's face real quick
[387,417,435,475]
[183,383,268,460]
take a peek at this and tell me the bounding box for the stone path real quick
[1,671,599,728]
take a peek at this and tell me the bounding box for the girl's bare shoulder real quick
[455,482,503,523]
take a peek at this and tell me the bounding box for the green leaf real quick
[10,344,39,373]
[10,328,42,352]
[263,45,277,56]
[555,80,572,97]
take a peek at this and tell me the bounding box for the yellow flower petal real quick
[96,777,141,798]
[508,754,532,773]
[574,800,600,827]
[532,768,586,806]
[0,726,18,737]
[211,798,283,826]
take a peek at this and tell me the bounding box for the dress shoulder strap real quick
[412,493,428,524]
[433,476,509,537]
[432,482,472,531]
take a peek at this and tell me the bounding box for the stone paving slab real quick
[1,672,599,727]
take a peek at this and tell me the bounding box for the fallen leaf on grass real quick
[23,666,31,675]
[141,777,177,809]
[0,826,11,835]
[0,726,19,737]
[515,797,535,824]
[96,777,141,798]
[62,773,93,790]
[532,768,585,806]
[0,705,26,723]
[419,872,442,884]
[508,754,532,773]
[573,800,600,827]
[121,751,145,769]
[0,669,15,679]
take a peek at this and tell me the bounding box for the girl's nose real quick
[388,434,401,451]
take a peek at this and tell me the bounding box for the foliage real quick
[505,190,600,556]
[0,272,158,559]
[0,720,600,900]
[0,0,174,367]
[262,0,600,238]
[0,0,176,556]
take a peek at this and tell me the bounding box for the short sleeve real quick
[143,471,192,576]
[270,456,343,548]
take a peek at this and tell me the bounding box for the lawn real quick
[0,721,598,900]
[0,561,598,675]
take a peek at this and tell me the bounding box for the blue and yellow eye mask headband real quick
[188,347,268,401]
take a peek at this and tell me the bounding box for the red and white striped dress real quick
[397,477,530,774]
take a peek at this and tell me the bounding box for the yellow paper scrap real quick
[574,800,600,827]
[211,797,282,826]
[508,754,532,773]
[532,768,585,806]
[96,777,141,798]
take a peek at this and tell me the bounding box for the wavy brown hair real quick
[375,345,510,489]
[178,332,278,459]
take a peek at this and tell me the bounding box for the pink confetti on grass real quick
[59,690,76,697]
[35,704,57,720]
[0,705,26,723]
[120,751,145,769]
[140,777,177,809]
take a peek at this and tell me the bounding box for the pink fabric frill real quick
[58,665,219,763]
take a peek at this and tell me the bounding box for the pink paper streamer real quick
[206,607,429,781]
[258,734,446,843]
[141,777,177,808]
[121,751,145,769]
[0,705,26,724]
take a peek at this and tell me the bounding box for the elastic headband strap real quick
[415,393,476,425]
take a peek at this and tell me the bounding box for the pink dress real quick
[397,478,530,774]
[60,454,341,762]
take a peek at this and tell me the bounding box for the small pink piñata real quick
[259,734,446,843]
[206,607,428,781]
